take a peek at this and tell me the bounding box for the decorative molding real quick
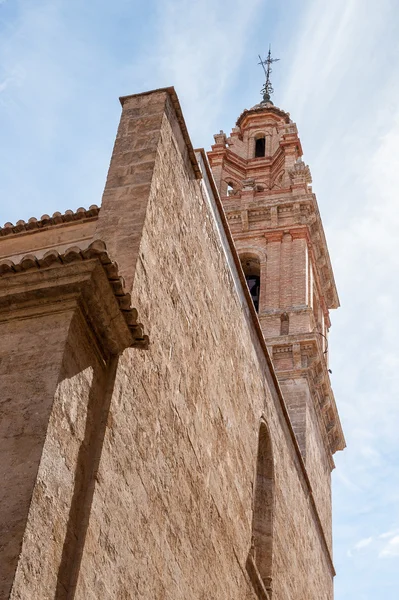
[288,159,312,185]
[0,239,148,354]
[267,335,345,455]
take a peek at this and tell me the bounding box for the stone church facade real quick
[0,87,344,599]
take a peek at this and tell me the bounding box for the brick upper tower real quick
[208,96,345,547]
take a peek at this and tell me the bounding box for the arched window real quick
[247,422,274,598]
[280,312,289,335]
[241,255,260,312]
[255,136,266,158]
[227,181,234,195]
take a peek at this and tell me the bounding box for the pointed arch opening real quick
[240,254,261,312]
[247,421,274,599]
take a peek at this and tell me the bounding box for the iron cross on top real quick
[258,46,280,103]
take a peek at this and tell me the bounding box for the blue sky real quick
[1,1,398,598]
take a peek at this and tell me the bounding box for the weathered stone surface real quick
[71,92,334,600]
[10,310,113,599]
[0,310,73,599]
[0,87,341,600]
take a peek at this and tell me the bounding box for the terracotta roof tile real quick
[0,205,100,237]
[236,103,291,127]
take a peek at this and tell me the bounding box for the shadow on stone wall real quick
[55,356,119,600]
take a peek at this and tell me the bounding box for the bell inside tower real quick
[241,256,260,312]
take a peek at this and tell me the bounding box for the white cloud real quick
[359,446,381,467]
[379,535,399,558]
[281,0,375,123]
[0,78,10,92]
[0,67,25,97]
[379,529,399,540]
[334,469,363,493]
[355,536,373,550]
[347,531,399,560]
[347,536,373,558]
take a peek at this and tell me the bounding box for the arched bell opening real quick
[226,181,235,196]
[255,136,266,158]
[240,255,261,312]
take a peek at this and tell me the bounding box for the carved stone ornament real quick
[288,159,312,185]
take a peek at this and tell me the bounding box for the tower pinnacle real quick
[258,46,280,104]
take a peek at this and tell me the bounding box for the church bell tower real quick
[208,49,345,544]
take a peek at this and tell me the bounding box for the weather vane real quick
[258,45,280,103]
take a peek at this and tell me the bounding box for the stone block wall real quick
[0,88,336,599]
[72,91,333,599]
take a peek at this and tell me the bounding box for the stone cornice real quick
[266,333,345,456]
[0,240,148,355]
[208,145,289,186]
[265,231,283,243]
